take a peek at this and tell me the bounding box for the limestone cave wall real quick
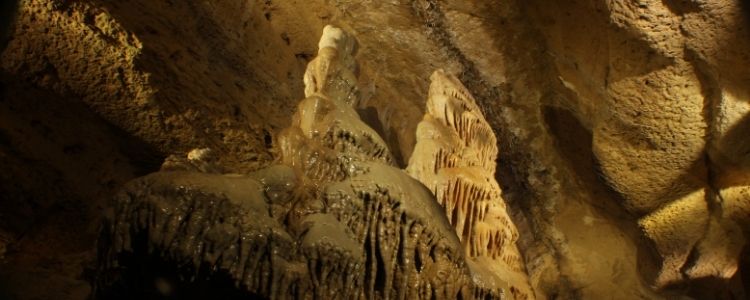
[0,0,749,299]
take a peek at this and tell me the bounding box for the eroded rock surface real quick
[3,0,750,299]
[528,0,750,290]
[407,70,532,299]
[97,25,526,299]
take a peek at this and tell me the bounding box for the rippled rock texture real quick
[407,70,532,299]
[95,26,526,299]
[2,0,750,299]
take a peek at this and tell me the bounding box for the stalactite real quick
[407,69,534,299]
[96,26,513,299]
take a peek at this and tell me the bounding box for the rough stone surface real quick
[527,0,750,291]
[407,69,532,299]
[96,25,525,299]
[2,0,750,299]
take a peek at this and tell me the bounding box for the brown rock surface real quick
[407,69,532,299]
[96,25,525,299]
[528,0,750,292]
[1,0,749,299]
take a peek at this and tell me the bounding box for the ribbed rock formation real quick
[275,26,474,298]
[407,70,532,299]
[96,25,522,299]
[4,0,750,298]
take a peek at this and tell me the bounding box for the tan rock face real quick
[407,69,532,299]
[97,26,529,299]
[0,0,322,173]
[528,0,750,290]
[3,0,750,299]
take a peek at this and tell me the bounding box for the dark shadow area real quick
[357,106,405,167]
[664,248,748,300]
[542,106,635,220]
[737,245,750,298]
[661,0,702,15]
[89,0,309,161]
[711,113,750,188]
[542,105,663,289]
[741,0,750,40]
[0,73,165,299]
[95,229,266,300]
[0,0,19,52]
[106,121,167,177]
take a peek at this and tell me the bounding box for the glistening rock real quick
[95,25,528,299]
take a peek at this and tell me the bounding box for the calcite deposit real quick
[407,69,532,299]
[3,0,750,299]
[96,25,526,299]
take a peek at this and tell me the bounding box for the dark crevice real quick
[661,0,702,16]
[414,245,423,272]
[96,230,266,300]
[542,105,663,285]
[374,229,388,293]
[0,0,19,53]
[686,47,720,160]
[685,47,723,205]
[363,224,375,298]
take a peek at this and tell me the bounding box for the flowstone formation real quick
[96,25,528,299]
[407,70,532,300]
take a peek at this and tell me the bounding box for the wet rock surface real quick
[1,0,750,299]
[95,26,520,299]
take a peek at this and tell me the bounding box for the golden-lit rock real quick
[97,26,510,299]
[407,70,533,299]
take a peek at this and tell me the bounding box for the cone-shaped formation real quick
[278,25,394,184]
[407,70,533,299]
[96,26,512,299]
[303,26,360,105]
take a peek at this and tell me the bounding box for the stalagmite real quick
[96,26,514,299]
[407,70,534,299]
[278,25,394,182]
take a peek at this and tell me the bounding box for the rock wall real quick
[527,0,750,293]
[97,25,526,299]
[1,0,749,299]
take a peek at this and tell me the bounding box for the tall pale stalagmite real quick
[408,70,533,299]
[98,26,512,299]
[278,25,394,183]
[275,25,477,298]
